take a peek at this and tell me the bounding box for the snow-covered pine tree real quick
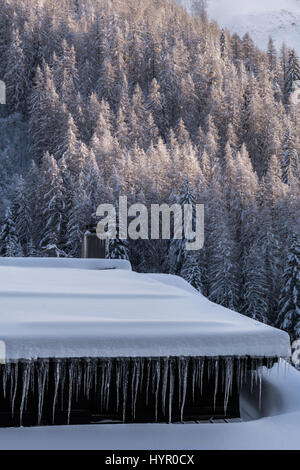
[284,49,300,100]
[107,236,129,260]
[65,171,90,257]
[3,28,27,114]
[147,78,166,138]
[281,126,299,184]
[39,152,65,256]
[181,253,205,294]
[220,29,226,58]
[0,205,23,257]
[277,234,300,342]
[106,199,129,261]
[207,191,239,310]
[169,177,196,275]
[13,175,34,256]
[28,62,67,161]
[241,237,270,323]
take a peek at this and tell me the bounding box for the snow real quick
[180,0,300,54]
[0,257,132,271]
[0,360,299,450]
[0,258,290,360]
[207,0,300,54]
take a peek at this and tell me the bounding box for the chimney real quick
[81,225,107,259]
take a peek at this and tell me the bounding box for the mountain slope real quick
[179,0,300,54]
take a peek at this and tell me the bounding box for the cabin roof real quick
[0,258,291,360]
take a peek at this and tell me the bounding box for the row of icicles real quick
[0,356,276,426]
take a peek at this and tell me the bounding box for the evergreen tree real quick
[277,234,300,342]
[284,49,300,99]
[0,205,23,257]
[39,152,65,255]
[181,253,205,294]
[169,178,196,275]
[107,237,129,260]
[13,175,33,255]
[281,126,299,184]
[3,28,27,113]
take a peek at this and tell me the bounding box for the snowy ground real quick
[0,361,299,450]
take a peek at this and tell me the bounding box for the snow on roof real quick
[0,258,291,360]
[0,257,131,271]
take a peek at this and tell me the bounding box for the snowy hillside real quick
[181,0,300,54]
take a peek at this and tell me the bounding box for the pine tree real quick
[107,237,129,260]
[0,205,23,257]
[207,195,239,310]
[284,49,300,99]
[147,78,166,137]
[65,172,90,257]
[13,175,33,255]
[3,28,27,114]
[281,126,299,184]
[39,152,65,255]
[29,63,67,161]
[277,234,300,342]
[242,238,270,323]
[169,178,196,275]
[181,254,205,294]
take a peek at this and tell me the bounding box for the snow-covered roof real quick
[0,258,291,360]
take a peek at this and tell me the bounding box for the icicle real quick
[105,359,112,412]
[207,357,212,383]
[100,361,106,411]
[154,359,161,422]
[146,359,151,407]
[213,358,219,410]
[11,363,19,418]
[37,360,49,426]
[76,360,82,402]
[161,358,168,417]
[67,361,74,425]
[131,358,141,420]
[191,358,196,402]
[115,358,121,412]
[236,358,241,391]
[139,358,144,395]
[178,358,182,413]
[93,358,98,394]
[83,359,89,399]
[20,362,31,426]
[168,359,175,423]
[199,358,204,395]
[224,358,233,415]
[258,365,263,409]
[121,359,129,422]
[25,362,33,416]
[60,360,66,411]
[179,358,188,422]
[2,364,7,399]
[52,360,61,424]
